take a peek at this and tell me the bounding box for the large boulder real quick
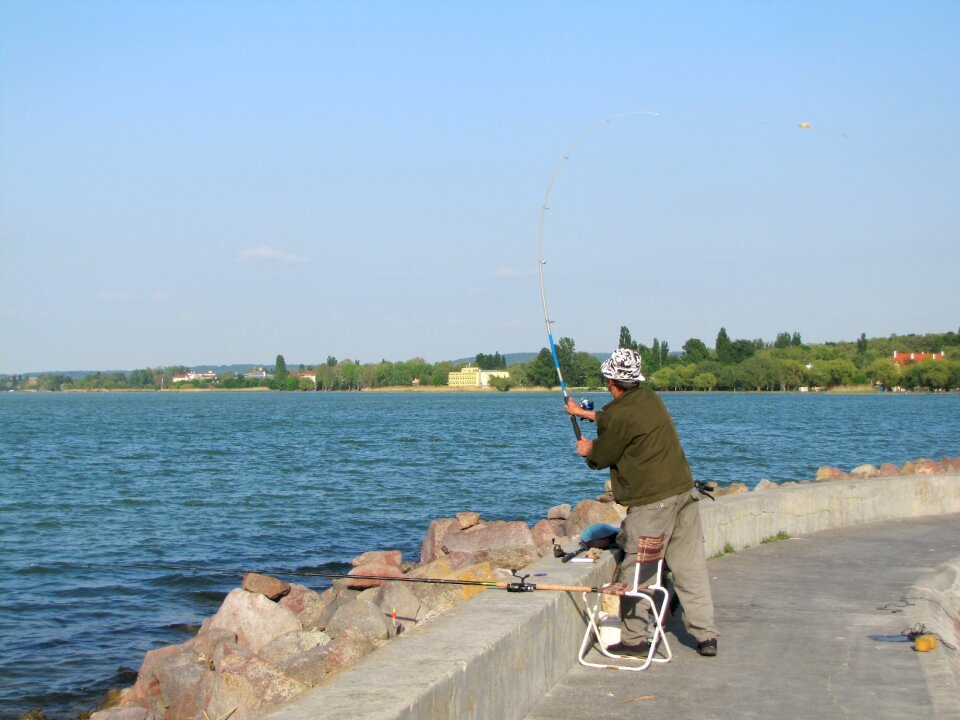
[352,550,403,568]
[314,588,360,631]
[337,563,406,590]
[562,499,623,536]
[368,580,421,634]
[420,518,461,564]
[241,573,291,601]
[206,643,306,720]
[207,589,302,654]
[713,482,749,496]
[530,518,567,549]
[126,640,213,720]
[325,598,392,643]
[257,630,330,667]
[815,466,849,482]
[421,517,537,565]
[278,584,330,631]
[315,628,378,676]
[90,708,150,720]
[902,458,943,475]
[547,503,571,520]
[412,561,497,620]
[849,464,879,479]
[877,463,901,477]
[753,478,780,492]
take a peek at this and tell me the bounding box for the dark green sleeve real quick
[586,408,630,470]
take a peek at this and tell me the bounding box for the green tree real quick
[682,338,709,363]
[618,326,637,350]
[774,332,792,349]
[715,327,733,363]
[865,358,900,389]
[273,354,288,387]
[651,367,680,390]
[919,359,951,390]
[526,348,558,388]
[694,372,717,390]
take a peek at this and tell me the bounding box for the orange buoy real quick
[915,635,938,652]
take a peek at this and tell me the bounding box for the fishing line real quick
[537,111,659,438]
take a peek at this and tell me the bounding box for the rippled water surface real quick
[1,391,957,718]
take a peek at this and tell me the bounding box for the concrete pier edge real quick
[265,473,960,720]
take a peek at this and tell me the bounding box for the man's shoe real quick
[606,641,654,658]
[697,638,718,657]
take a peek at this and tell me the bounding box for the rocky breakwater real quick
[706,456,960,496]
[86,497,627,720]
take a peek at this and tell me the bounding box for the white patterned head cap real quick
[600,348,645,385]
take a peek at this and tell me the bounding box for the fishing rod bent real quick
[85,562,627,595]
[537,111,659,439]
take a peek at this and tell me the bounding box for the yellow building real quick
[448,365,510,388]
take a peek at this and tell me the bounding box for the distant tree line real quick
[4,330,959,393]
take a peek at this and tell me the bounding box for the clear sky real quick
[1,1,957,373]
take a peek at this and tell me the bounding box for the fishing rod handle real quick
[570,415,582,440]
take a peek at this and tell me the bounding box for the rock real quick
[877,463,901,477]
[713,483,749,496]
[207,643,306,720]
[562,499,623,536]
[188,623,236,661]
[352,550,403,568]
[815,466,849,482]
[257,630,330,667]
[241,572,291,601]
[547,503,571,520]
[420,518,461,564]
[369,580,421,633]
[275,642,330,687]
[530,518,566,548]
[849,464,879,479]
[435,520,536,559]
[753,478,779,492]
[19,711,48,720]
[780,481,800,487]
[207,588,302,654]
[942,457,960,473]
[903,458,943,475]
[336,563,406,590]
[413,561,497,619]
[278,583,329,631]
[325,597,392,643]
[469,545,542,571]
[456,511,482,529]
[127,640,211,719]
[316,628,377,676]
[315,588,360,630]
[89,708,150,720]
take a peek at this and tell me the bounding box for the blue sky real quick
[1,1,957,373]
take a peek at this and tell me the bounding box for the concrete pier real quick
[265,473,960,720]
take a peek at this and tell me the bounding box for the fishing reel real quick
[578,398,594,422]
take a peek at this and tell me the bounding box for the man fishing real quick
[565,347,719,658]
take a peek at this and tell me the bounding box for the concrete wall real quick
[266,473,960,720]
[906,555,960,715]
[702,473,960,557]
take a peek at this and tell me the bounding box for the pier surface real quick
[526,512,960,720]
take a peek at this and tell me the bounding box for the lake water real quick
[1,391,957,719]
